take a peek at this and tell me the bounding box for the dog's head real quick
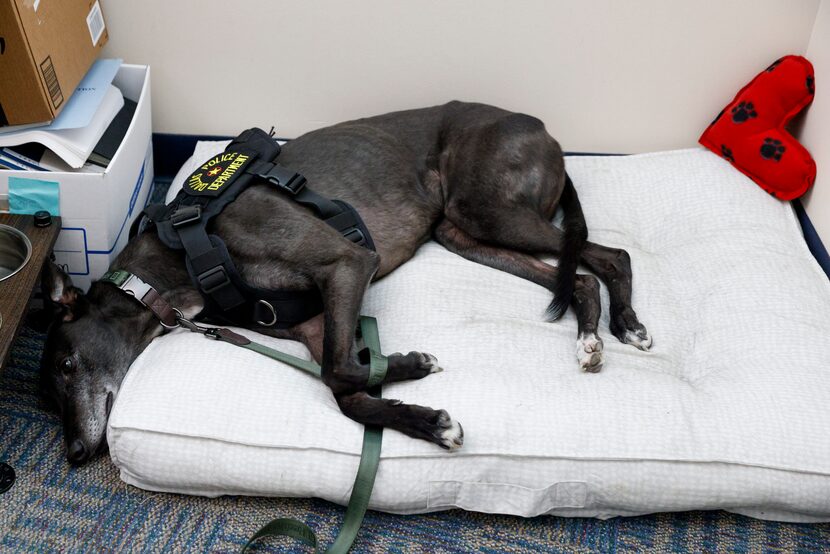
[40,262,156,465]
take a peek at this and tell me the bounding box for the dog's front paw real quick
[434,410,464,451]
[387,351,444,381]
[419,352,443,374]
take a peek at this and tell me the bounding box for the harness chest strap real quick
[99,270,386,554]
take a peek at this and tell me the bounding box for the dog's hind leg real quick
[314,247,463,450]
[579,242,651,350]
[448,212,651,351]
[435,219,604,372]
[571,274,604,373]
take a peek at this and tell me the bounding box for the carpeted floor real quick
[2,325,829,553]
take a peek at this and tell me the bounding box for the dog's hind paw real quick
[623,327,652,351]
[610,308,652,351]
[435,410,464,451]
[576,332,604,373]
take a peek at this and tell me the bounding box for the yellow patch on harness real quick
[187,152,251,194]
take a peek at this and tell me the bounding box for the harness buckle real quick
[197,265,231,294]
[259,165,306,195]
[171,205,202,228]
[343,228,366,246]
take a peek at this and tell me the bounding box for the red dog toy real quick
[699,55,816,200]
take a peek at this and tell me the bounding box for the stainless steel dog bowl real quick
[0,224,32,282]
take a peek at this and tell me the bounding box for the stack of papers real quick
[0,59,125,170]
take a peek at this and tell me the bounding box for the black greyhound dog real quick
[40,101,651,465]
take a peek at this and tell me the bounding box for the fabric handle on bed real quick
[241,316,387,554]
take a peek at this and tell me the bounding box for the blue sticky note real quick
[8,176,60,215]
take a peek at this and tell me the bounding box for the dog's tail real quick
[547,172,588,321]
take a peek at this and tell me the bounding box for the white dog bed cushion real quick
[107,147,830,522]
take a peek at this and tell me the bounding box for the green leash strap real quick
[240,341,322,378]
[240,316,387,553]
[100,269,384,552]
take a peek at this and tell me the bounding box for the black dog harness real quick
[133,128,375,329]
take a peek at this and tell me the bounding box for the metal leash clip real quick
[174,314,251,346]
[175,313,210,335]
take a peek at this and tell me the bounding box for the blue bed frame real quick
[792,199,830,278]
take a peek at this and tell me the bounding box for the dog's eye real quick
[60,357,74,374]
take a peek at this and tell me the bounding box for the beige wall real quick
[101,0,819,154]
[801,0,830,243]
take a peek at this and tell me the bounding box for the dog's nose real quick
[67,440,89,465]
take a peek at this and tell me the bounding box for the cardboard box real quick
[0,64,154,290]
[0,0,108,127]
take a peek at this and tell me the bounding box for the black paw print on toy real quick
[807,75,815,95]
[760,138,785,162]
[731,101,757,123]
[765,58,783,72]
[720,144,734,163]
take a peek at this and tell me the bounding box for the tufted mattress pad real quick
[107,147,830,522]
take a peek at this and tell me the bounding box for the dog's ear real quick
[41,261,88,322]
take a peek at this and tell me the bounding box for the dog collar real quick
[100,270,180,328]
